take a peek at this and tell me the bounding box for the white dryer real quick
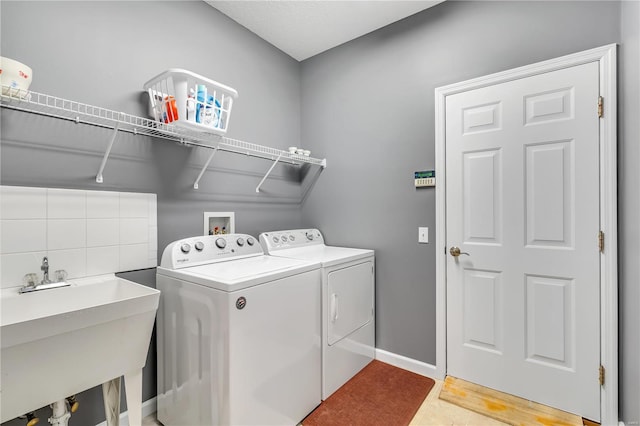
[156,234,322,426]
[259,229,375,400]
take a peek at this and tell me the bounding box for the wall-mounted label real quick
[415,170,435,187]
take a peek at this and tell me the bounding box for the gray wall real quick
[619,1,640,423]
[301,0,620,366]
[1,1,306,425]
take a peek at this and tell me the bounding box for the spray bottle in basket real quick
[186,88,196,122]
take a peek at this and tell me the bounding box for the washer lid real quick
[269,245,374,268]
[157,255,320,292]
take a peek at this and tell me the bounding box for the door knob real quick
[449,246,469,257]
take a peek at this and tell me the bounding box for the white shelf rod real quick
[256,153,283,193]
[96,122,121,183]
[193,148,219,190]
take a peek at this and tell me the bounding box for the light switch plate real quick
[418,227,429,244]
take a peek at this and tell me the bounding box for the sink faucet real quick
[41,256,51,284]
[19,257,70,294]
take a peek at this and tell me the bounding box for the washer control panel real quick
[259,229,324,252]
[160,234,261,269]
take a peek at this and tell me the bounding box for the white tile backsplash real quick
[0,186,47,219]
[1,219,47,254]
[47,248,87,279]
[47,219,87,250]
[120,244,148,272]
[1,251,47,287]
[149,226,158,251]
[87,246,120,276]
[0,186,157,288]
[87,218,119,247]
[120,193,148,218]
[120,218,149,245]
[148,195,157,226]
[86,191,119,218]
[148,249,157,261]
[47,188,86,219]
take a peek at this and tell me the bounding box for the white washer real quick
[156,234,322,426]
[259,229,375,400]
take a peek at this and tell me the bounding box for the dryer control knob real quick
[180,243,191,254]
[194,241,205,251]
[236,237,245,247]
[306,231,314,241]
[289,235,296,241]
[272,236,280,243]
[281,235,288,242]
[246,237,255,246]
[215,238,227,249]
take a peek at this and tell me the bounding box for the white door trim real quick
[434,44,617,424]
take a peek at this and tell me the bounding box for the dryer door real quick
[327,260,374,346]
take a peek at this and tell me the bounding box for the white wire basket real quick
[143,69,238,135]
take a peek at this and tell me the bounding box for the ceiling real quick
[206,1,445,61]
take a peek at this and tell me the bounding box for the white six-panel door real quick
[445,61,600,420]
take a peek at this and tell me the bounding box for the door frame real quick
[434,44,617,424]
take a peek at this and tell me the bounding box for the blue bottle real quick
[196,84,207,123]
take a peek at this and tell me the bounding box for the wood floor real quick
[410,378,510,426]
[437,376,584,426]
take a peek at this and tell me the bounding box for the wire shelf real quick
[0,87,326,168]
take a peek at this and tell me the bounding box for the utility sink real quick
[1,274,160,424]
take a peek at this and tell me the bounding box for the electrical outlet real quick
[418,227,429,244]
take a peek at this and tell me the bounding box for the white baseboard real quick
[375,348,438,379]
[95,396,156,426]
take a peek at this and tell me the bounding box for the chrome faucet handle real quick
[54,269,68,282]
[23,273,39,288]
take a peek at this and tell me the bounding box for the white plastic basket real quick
[143,69,238,135]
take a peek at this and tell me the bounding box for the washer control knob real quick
[272,236,280,243]
[306,231,314,241]
[180,243,191,254]
[289,235,296,241]
[194,241,205,251]
[247,237,255,246]
[215,238,227,249]
[236,237,245,247]
[281,235,288,243]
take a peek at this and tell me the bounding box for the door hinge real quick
[599,364,605,386]
[598,230,605,253]
[598,96,604,118]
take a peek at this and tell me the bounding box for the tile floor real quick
[142,378,507,426]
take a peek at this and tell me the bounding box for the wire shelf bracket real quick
[193,147,219,190]
[256,153,283,193]
[96,122,121,183]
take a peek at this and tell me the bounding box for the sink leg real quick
[48,400,71,426]
[124,369,143,426]
[102,377,121,426]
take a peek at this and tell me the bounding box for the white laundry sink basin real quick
[0,274,160,423]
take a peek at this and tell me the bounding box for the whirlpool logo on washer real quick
[177,258,189,263]
[236,297,247,310]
